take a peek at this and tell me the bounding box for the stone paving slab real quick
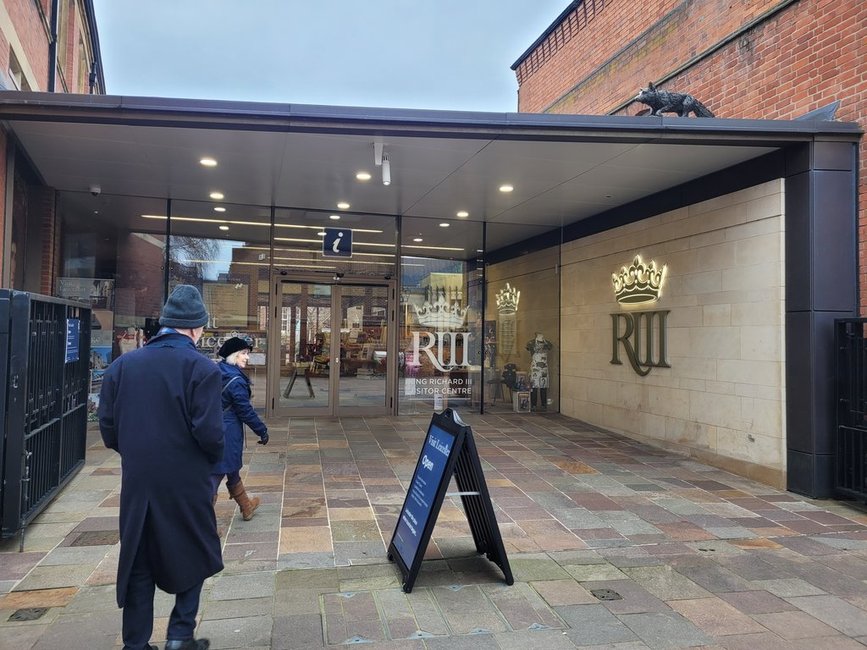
[2,415,867,649]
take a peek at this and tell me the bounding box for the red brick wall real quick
[516,0,867,312]
[4,0,51,90]
[33,187,58,295]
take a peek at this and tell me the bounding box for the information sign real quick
[65,318,80,363]
[391,421,454,569]
[322,228,352,258]
[388,408,512,593]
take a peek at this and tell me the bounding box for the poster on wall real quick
[203,282,248,328]
[56,278,115,309]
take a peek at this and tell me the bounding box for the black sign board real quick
[322,227,352,258]
[387,408,513,593]
[65,318,80,363]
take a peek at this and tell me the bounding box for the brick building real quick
[512,0,867,310]
[0,0,104,290]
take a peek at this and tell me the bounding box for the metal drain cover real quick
[9,608,48,621]
[590,588,622,601]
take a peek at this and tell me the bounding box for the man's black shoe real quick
[164,640,209,650]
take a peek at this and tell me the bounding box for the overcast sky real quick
[91,1,568,112]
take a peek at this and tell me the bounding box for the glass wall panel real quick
[167,200,272,410]
[399,216,483,415]
[484,223,561,415]
[56,191,168,419]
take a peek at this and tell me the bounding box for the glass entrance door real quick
[271,279,394,416]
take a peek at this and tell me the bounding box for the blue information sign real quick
[392,423,454,570]
[65,318,80,363]
[322,227,352,258]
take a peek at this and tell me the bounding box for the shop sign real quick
[610,255,670,376]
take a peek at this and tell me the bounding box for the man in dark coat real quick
[99,284,223,650]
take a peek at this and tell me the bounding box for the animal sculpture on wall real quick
[635,82,715,117]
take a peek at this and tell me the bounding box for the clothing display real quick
[525,333,553,410]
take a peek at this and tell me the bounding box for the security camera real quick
[333,272,344,281]
[384,274,392,280]
[279,269,288,276]
[89,185,101,196]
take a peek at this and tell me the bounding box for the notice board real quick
[388,408,512,593]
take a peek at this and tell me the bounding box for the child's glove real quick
[257,432,269,445]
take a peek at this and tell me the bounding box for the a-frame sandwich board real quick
[387,408,513,593]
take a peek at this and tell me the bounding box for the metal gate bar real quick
[0,290,90,544]
[836,318,867,501]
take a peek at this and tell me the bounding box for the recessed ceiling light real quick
[439,222,450,228]
[219,225,229,231]
[317,231,327,236]
[209,191,224,200]
[199,157,218,167]
[214,206,226,212]
[456,210,469,218]
[499,184,514,193]
[413,237,423,242]
[356,171,371,181]
[329,215,341,220]
[337,201,350,210]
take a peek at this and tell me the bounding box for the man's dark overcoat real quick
[98,330,224,606]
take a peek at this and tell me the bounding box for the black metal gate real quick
[836,318,867,501]
[0,290,91,541]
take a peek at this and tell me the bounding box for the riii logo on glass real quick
[408,295,471,373]
[610,255,670,377]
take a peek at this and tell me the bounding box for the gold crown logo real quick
[495,283,520,314]
[413,296,469,330]
[612,255,666,304]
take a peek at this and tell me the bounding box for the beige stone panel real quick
[740,396,784,437]
[603,403,642,433]
[717,359,781,387]
[746,193,785,221]
[689,391,746,429]
[678,378,708,392]
[667,356,718,381]
[740,326,782,362]
[689,240,738,271]
[681,270,723,295]
[687,326,741,360]
[735,179,783,201]
[734,383,784,400]
[667,306,703,327]
[666,418,718,451]
[726,216,783,240]
[641,411,668,438]
[704,380,735,395]
[735,232,783,267]
[645,386,690,419]
[570,400,603,423]
[716,427,782,467]
[689,229,727,249]
[702,304,731,326]
[666,328,690,358]
[731,301,783,326]
[721,261,781,292]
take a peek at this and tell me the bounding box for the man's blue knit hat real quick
[159,284,209,328]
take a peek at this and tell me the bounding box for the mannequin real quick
[525,332,553,410]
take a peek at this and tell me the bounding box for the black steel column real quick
[785,140,859,497]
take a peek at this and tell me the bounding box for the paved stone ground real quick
[2,413,867,649]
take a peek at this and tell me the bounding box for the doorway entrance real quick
[269,277,396,416]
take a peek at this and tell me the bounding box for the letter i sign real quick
[323,228,353,258]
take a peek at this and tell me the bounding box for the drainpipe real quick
[47,0,59,92]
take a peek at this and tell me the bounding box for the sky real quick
[91,1,569,113]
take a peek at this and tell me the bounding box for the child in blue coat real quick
[212,337,269,520]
